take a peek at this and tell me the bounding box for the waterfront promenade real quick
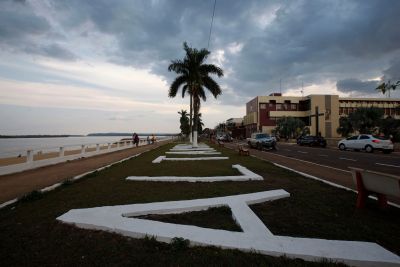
[0,140,171,204]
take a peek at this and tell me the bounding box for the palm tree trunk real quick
[189,94,193,143]
[192,95,199,147]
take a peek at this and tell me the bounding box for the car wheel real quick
[271,141,277,150]
[365,145,373,153]
[257,142,262,150]
[339,143,345,150]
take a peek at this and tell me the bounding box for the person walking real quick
[134,133,139,147]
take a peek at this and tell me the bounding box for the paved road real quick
[277,142,400,175]
[225,141,400,205]
[245,142,400,175]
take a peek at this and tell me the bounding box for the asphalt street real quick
[245,142,400,175]
[225,141,400,205]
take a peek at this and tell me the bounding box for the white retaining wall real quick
[0,138,172,176]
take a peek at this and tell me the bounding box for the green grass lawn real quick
[0,142,398,266]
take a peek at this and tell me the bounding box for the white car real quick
[338,134,394,154]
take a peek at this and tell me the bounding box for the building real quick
[243,93,400,138]
[226,118,245,139]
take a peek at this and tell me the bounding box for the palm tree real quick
[376,80,400,98]
[178,110,190,136]
[168,42,223,147]
[197,113,204,134]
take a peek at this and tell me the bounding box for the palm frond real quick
[168,60,187,74]
[169,75,187,98]
[200,64,223,77]
[198,87,207,101]
[202,76,222,98]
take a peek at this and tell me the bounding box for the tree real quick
[348,107,383,134]
[337,116,354,137]
[197,113,204,134]
[376,80,400,97]
[379,116,400,142]
[168,58,193,142]
[275,117,306,139]
[178,110,190,136]
[168,42,223,147]
[337,107,385,136]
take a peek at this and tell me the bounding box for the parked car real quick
[297,136,327,147]
[217,134,232,142]
[247,133,277,150]
[338,134,394,153]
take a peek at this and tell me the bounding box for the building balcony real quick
[269,110,309,117]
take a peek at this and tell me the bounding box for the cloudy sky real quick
[0,0,399,135]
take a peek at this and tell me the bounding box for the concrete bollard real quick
[26,150,33,163]
[81,145,85,155]
[108,143,111,150]
[117,142,120,148]
[96,144,100,152]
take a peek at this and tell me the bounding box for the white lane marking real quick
[250,153,351,173]
[339,157,357,162]
[375,163,400,168]
[297,151,308,154]
[319,155,328,157]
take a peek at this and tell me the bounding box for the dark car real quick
[297,136,327,147]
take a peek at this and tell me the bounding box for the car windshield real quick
[257,134,268,138]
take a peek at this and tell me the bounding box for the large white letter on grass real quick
[126,165,263,182]
[58,190,400,267]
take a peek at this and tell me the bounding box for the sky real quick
[0,0,399,135]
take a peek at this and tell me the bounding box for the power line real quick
[207,0,217,50]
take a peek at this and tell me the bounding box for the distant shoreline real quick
[87,133,179,137]
[0,133,179,139]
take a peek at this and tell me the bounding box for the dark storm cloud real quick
[336,78,379,93]
[0,0,77,61]
[24,44,77,61]
[1,0,400,100]
[232,0,400,96]
[383,58,400,82]
[0,2,49,43]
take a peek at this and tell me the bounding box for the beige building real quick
[243,93,400,138]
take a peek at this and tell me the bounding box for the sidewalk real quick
[0,140,171,203]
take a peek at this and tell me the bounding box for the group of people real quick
[132,133,156,147]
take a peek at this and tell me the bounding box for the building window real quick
[260,103,266,109]
[291,104,297,110]
[269,103,274,108]
[276,104,282,110]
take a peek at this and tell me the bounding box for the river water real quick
[0,136,165,158]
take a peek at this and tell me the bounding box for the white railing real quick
[0,137,172,176]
